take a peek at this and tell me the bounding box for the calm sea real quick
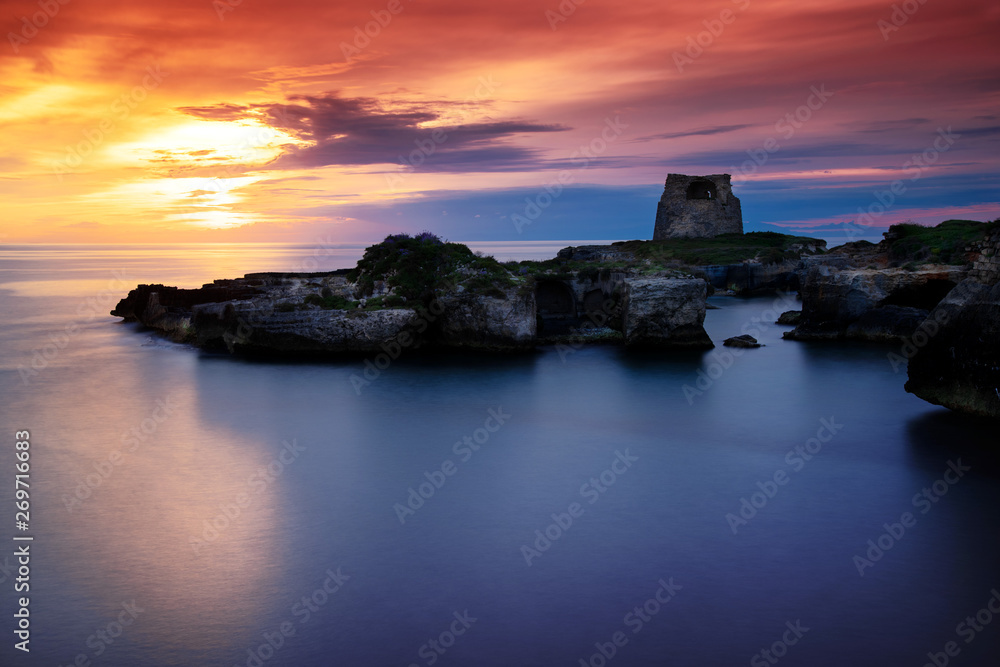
[0,244,998,667]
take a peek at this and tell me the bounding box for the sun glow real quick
[105,117,305,170]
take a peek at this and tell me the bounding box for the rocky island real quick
[112,173,1000,419]
[110,231,725,355]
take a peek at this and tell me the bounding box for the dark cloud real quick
[956,125,1000,138]
[855,118,930,133]
[634,124,755,142]
[183,93,571,171]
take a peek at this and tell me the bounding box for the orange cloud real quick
[1,0,997,242]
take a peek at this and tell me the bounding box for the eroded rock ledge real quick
[112,272,713,355]
[783,265,967,342]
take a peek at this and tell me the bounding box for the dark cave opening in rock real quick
[883,278,958,311]
[535,280,578,335]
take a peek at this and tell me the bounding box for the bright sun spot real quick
[106,117,304,167]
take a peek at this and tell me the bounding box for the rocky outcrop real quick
[110,282,261,340]
[784,265,967,342]
[113,269,712,355]
[776,311,801,325]
[904,280,1000,418]
[436,286,536,351]
[653,173,742,239]
[905,232,1000,418]
[622,278,713,348]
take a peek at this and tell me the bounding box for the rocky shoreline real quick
[112,222,1000,418]
[112,266,713,355]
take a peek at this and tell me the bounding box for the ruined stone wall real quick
[969,230,1000,285]
[653,173,743,239]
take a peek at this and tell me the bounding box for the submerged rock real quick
[723,334,762,348]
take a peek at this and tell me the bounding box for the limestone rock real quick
[191,300,421,355]
[436,286,536,351]
[622,278,713,348]
[783,265,967,342]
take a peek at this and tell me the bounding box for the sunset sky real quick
[1,0,998,244]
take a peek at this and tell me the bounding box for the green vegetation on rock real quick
[349,232,517,304]
[303,293,358,310]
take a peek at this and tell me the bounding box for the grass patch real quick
[882,219,1000,266]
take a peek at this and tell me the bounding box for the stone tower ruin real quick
[653,173,743,239]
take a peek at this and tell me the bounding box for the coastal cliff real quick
[905,229,1000,418]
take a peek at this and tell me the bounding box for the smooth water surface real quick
[1,245,998,666]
